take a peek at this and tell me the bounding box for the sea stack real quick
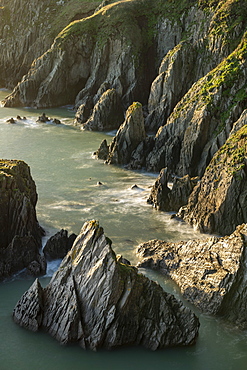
[13,220,199,350]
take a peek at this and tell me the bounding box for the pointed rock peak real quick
[13,220,199,351]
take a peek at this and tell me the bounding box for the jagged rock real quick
[147,168,171,211]
[13,278,44,331]
[94,139,109,160]
[147,168,198,212]
[6,118,16,124]
[13,220,199,350]
[43,229,77,261]
[80,88,124,131]
[145,31,247,176]
[36,113,50,123]
[106,102,146,165]
[0,235,46,278]
[178,124,247,236]
[0,160,45,279]
[137,224,247,329]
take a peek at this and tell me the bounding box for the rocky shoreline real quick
[1,0,247,353]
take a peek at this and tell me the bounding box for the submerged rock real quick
[0,159,45,279]
[13,220,199,350]
[137,224,247,329]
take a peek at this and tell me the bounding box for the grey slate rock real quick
[13,220,199,350]
[137,224,247,329]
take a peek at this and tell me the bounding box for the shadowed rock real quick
[80,88,124,131]
[43,229,77,261]
[13,220,199,350]
[147,168,198,212]
[0,159,45,279]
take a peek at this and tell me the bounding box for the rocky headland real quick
[0,160,45,279]
[13,220,199,350]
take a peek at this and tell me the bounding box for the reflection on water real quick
[0,90,247,370]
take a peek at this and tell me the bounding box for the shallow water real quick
[0,89,247,370]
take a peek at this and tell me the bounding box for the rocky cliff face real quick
[1,0,247,236]
[0,160,45,278]
[13,220,199,350]
[178,123,247,236]
[137,224,247,329]
[0,0,102,88]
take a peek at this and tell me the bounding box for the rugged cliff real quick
[137,224,247,329]
[178,121,247,236]
[13,220,199,350]
[0,0,102,88]
[0,160,45,278]
[1,0,247,235]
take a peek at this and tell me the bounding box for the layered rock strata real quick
[0,159,45,278]
[80,88,124,131]
[137,224,247,329]
[13,220,199,350]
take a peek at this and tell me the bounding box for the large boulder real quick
[137,224,247,329]
[13,220,199,350]
[179,124,247,236]
[106,102,146,165]
[0,160,45,279]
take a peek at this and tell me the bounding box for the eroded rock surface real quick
[13,220,199,350]
[0,160,45,278]
[137,224,247,328]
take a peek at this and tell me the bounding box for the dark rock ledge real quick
[137,224,247,329]
[0,159,46,279]
[13,220,199,351]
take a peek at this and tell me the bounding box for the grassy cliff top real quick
[168,30,247,125]
[56,0,199,46]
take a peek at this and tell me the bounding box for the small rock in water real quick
[52,118,61,124]
[6,117,16,124]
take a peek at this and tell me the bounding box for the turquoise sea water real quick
[0,89,247,370]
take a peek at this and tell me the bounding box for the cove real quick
[0,90,247,370]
